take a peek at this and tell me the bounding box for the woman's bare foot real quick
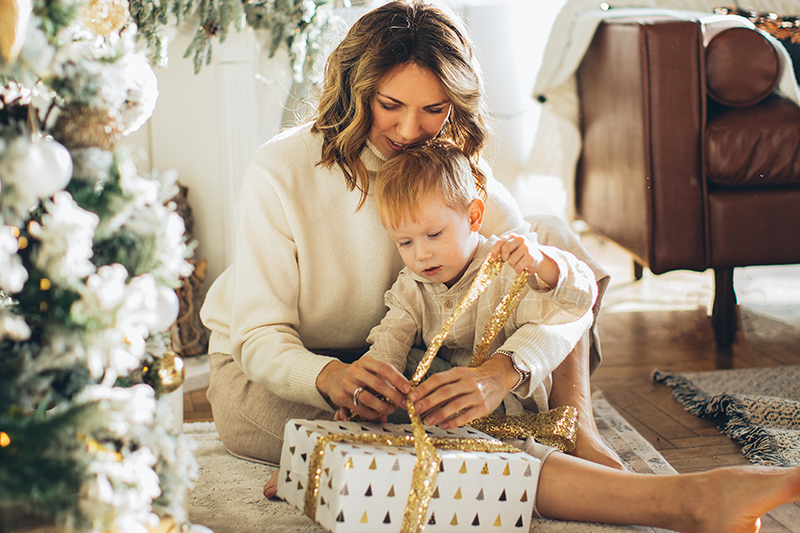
[681,465,800,533]
[573,416,626,471]
[263,469,280,499]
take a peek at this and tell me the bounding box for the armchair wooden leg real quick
[633,260,644,281]
[712,268,737,349]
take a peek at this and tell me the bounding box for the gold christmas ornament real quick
[0,0,32,64]
[81,0,129,36]
[51,104,123,150]
[144,351,185,395]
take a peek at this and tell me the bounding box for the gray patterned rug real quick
[654,365,800,467]
[185,394,676,533]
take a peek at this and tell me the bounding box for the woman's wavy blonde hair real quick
[311,0,490,209]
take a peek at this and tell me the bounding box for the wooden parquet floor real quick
[184,231,800,531]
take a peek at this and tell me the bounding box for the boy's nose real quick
[416,244,433,261]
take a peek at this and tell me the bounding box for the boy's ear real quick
[468,198,485,231]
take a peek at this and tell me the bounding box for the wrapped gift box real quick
[276,419,540,532]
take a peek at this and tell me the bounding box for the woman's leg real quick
[206,352,332,465]
[537,451,800,533]
[548,332,624,469]
[526,214,622,469]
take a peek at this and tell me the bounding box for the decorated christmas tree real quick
[0,0,206,530]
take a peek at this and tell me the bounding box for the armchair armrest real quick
[575,16,707,273]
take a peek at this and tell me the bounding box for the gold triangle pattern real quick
[450,513,458,526]
[369,458,377,470]
[289,446,296,455]
[360,511,368,524]
[494,514,502,527]
[344,458,354,469]
[454,487,462,500]
[432,486,440,499]
[520,489,528,502]
[387,485,395,497]
[502,463,511,476]
[459,461,467,474]
[480,462,489,475]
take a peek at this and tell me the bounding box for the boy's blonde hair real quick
[375,139,481,229]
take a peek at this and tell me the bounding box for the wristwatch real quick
[493,349,530,391]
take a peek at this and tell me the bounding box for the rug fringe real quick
[652,370,790,467]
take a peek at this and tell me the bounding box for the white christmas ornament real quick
[0,135,73,215]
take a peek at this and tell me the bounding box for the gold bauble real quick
[0,0,32,63]
[51,104,123,150]
[143,351,185,395]
[80,0,129,36]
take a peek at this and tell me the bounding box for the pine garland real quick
[128,0,346,78]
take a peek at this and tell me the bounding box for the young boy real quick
[359,138,598,426]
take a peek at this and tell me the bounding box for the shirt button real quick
[444,300,453,309]
[447,341,457,348]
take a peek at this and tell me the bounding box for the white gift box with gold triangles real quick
[276,419,540,532]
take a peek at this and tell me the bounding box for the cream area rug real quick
[655,365,800,467]
[185,395,676,533]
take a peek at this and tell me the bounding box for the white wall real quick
[126,25,295,287]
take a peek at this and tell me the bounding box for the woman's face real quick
[368,63,452,159]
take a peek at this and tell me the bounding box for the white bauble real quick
[0,136,73,211]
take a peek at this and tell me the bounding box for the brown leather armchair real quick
[575,15,800,348]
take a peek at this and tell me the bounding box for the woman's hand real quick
[407,355,518,429]
[491,233,559,288]
[316,355,411,422]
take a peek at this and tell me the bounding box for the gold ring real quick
[353,386,364,407]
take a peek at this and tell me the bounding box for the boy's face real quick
[386,195,483,288]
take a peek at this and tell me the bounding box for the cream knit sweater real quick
[200,123,530,411]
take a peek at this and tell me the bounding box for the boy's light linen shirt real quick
[366,235,597,414]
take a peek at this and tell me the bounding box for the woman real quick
[200,2,800,530]
[200,0,613,468]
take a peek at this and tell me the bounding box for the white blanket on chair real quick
[528,0,800,220]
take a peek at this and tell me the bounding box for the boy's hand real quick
[491,233,559,288]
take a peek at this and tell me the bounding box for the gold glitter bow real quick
[306,256,578,533]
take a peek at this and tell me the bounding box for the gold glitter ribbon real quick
[410,255,578,450]
[304,257,577,532]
